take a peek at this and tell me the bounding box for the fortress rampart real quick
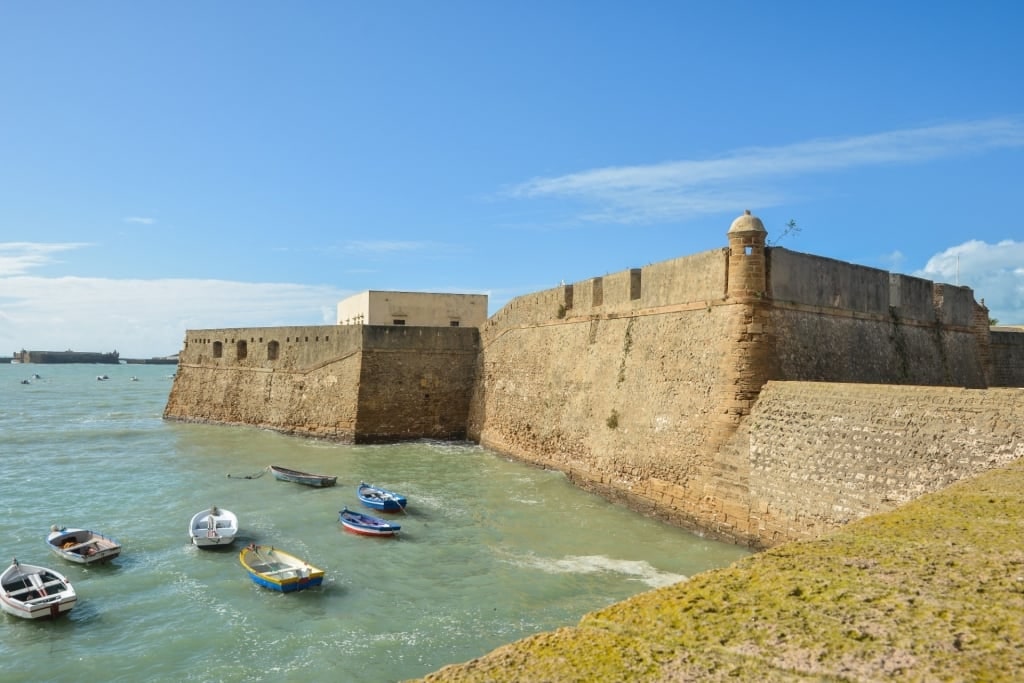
[165,212,1024,547]
[164,324,478,442]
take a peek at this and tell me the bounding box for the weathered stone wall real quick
[165,325,363,439]
[714,382,1024,545]
[767,248,985,387]
[469,300,740,535]
[354,325,479,442]
[165,324,477,442]
[769,305,986,386]
[635,249,727,308]
[468,246,757,538]
[468,241,1017,547]
[991,329,1024,387]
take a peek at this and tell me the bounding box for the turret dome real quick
[728,209,767,235]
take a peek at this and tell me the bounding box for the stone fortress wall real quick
[165,212,1024,547]
[164,324,478,442]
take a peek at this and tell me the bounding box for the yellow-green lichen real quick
[411,458,1024,682]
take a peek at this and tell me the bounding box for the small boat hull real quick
[239,545,324,593]
[270,465,337,488]
[339,508,401,537]
[189,507,239,548]
[0,560,76,620]
[357,482,408,512]
[46,526,122,564]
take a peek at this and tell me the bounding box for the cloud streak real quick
[508,118,1024,224]
[0,242,92,276]
[342,240,432,253]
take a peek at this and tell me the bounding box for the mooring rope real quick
[227,466,269,480]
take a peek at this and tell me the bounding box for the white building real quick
[337,291,488,328]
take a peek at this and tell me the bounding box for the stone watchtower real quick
[727,209,768,298]
[711,211,775,445]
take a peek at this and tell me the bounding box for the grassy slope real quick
[414,458,1024,682]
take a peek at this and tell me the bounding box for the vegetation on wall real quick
[767,218,801,246]
[617,318,635,385]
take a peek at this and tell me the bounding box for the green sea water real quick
[0,363,750,682]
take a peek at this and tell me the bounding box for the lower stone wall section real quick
[469,302,746,537]
[734,382,1024,544]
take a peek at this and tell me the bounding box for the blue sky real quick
[2,2,1022,357]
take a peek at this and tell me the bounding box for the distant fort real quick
[164,211,1024,548]
[8,350,177,364]
[12,349,120,364]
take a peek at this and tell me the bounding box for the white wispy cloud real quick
[0,276,352,358]
[124,216,156,225]
[879,250,906,271]
[0,242,92,276]
[508,118,1024,224]
[342,240,431,253]
[916,239,1024,325]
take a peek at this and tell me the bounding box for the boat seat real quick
[61,540,97,552]
[264,568,299,577]
[25,594,63,605]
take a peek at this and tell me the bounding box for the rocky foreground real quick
[412,458,1024,682]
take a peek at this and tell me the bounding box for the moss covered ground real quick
[413,458,1024,682]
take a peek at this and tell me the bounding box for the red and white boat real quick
[0,558,77,619]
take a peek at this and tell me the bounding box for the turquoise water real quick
[0,363,750,682]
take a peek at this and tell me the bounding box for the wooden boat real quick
[238,544,324,592]
[339,507,401,537]
[46,525,122,564]
[189,506,238,547]
[0,558,77,619]
[269,464,337,488]
[357,482,408,512]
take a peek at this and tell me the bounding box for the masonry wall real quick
[468,250,749,536]
[767,248,986,387]
[165,325,363,439]
[729,382,1024,544]
[467,244,1017,546]
[354,325,479,442]
[165,324,478,442]
[991,329,1024,387]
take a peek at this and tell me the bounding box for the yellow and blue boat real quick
[239,544,324,593]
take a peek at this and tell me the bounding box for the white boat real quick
[0,558,77,619]
[46,525,122,564]
[189,506,238,547]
